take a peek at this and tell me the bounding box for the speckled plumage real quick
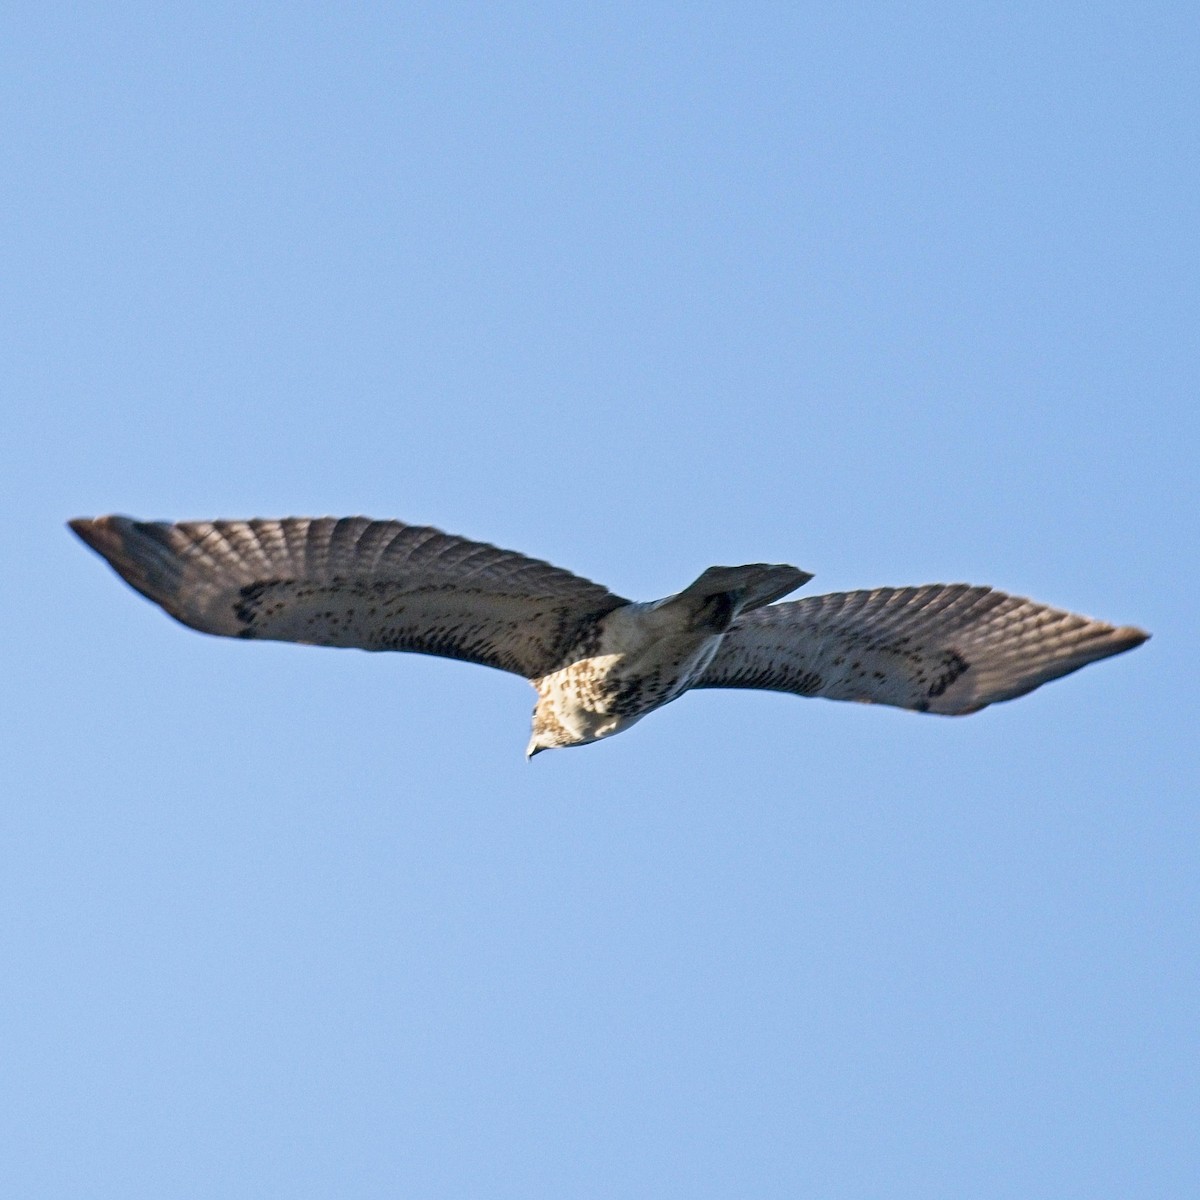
[69,515,1149,756]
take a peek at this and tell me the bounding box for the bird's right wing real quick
[692,584,1147,714]
[70,515,628,679]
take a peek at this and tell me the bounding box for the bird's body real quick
[69,514,1148,755]
[528,601,723,754]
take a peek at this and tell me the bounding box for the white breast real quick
[531,603,726,746]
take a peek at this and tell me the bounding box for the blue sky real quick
[4,4,1196,1197]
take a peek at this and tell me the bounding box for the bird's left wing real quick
[70,515,628,679]
[691,584,1147,714]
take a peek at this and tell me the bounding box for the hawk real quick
[69,515,1148,756]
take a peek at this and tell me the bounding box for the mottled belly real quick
[534,637,721,746]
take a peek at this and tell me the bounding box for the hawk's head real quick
[525,704,578,759]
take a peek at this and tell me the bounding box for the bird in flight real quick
[70,515,1148,756]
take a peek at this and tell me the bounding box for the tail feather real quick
[678,564,812,611]
[667,562,812,631]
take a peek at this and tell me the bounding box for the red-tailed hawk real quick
[69,515,1148,756]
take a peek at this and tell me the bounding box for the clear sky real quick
[4,4,1196,1197]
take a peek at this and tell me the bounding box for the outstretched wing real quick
[70,515,628,678]
[692,584,1148,714]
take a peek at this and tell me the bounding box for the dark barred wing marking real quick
[692,585,1148,714]
[69,516,628,678]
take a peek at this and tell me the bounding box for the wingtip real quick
[1113,625,1151,652]
[69,514,147,560]
[67,514,180,602]
[68,514,120,554]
